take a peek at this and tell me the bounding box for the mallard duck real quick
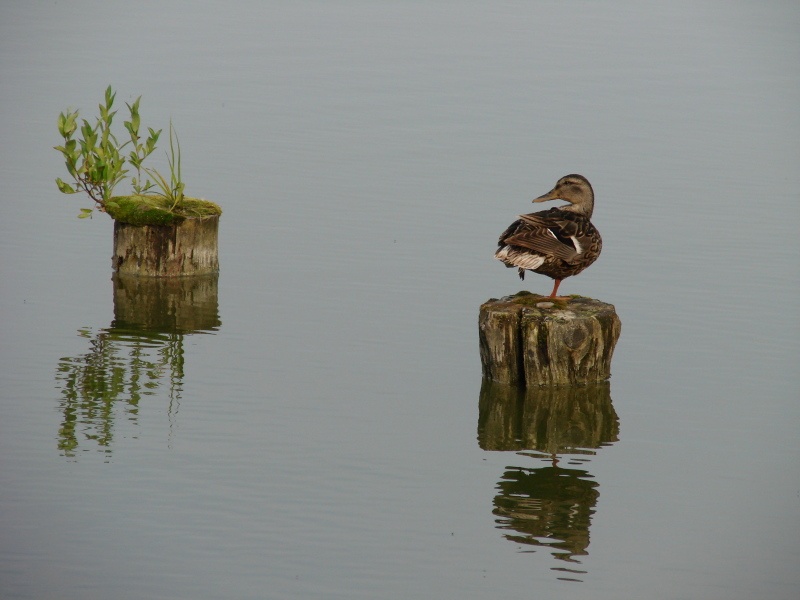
[495,174,602,299]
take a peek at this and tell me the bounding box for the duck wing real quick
[500,209,594,264]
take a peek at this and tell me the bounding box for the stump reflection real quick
[478,378,619,581]
[478,378,619,454]
[55,274,220,458]
[111,273,221,333]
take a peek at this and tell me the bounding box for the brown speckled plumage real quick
[495,174,602,298]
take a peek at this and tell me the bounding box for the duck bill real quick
[533,189,559,203]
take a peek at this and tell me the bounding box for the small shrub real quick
[54,86,185,219]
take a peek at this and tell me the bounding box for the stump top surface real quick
[106,195,222,227]
[481,291,617,320]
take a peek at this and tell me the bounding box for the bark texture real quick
[479,294,621,386]
[112,215,219,277]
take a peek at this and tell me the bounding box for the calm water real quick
[1,2,799,599]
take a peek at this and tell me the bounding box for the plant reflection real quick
[478,378,619,582]
[55,274,220,457]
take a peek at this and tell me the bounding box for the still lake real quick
[1,2,798,599]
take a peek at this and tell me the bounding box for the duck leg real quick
[546,278,571,300]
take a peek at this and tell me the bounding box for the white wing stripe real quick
[495,246,545,270]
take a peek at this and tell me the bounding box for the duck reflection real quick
[55,274,220,457]
[478,378,619,581]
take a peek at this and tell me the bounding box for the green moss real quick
[105,195,222,226]
[507,290,591,310]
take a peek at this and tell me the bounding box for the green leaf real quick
[77,210,92,218]
[80,208,93,213]
[104,85,114,109]
[106,201,119,209]
[64,111,77,136]
[126,96,141,117]
[56,178,77,194]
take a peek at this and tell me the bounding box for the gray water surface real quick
[1,2,798,599]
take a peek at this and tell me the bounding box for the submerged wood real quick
[112,215,219,277]
[479,292,621,386]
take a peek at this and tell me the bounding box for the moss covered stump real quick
[479,292,621,387]
[108,195,221,277]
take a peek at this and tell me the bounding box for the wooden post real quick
[479,292,621,387]
[112,215,219,277]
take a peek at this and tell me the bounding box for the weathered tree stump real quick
[479,292,621,387]
[112,215,219,277]
[106,195,222,277]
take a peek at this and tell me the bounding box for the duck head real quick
[534,174,594,217]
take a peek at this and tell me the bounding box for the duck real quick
[495,174,602,299]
